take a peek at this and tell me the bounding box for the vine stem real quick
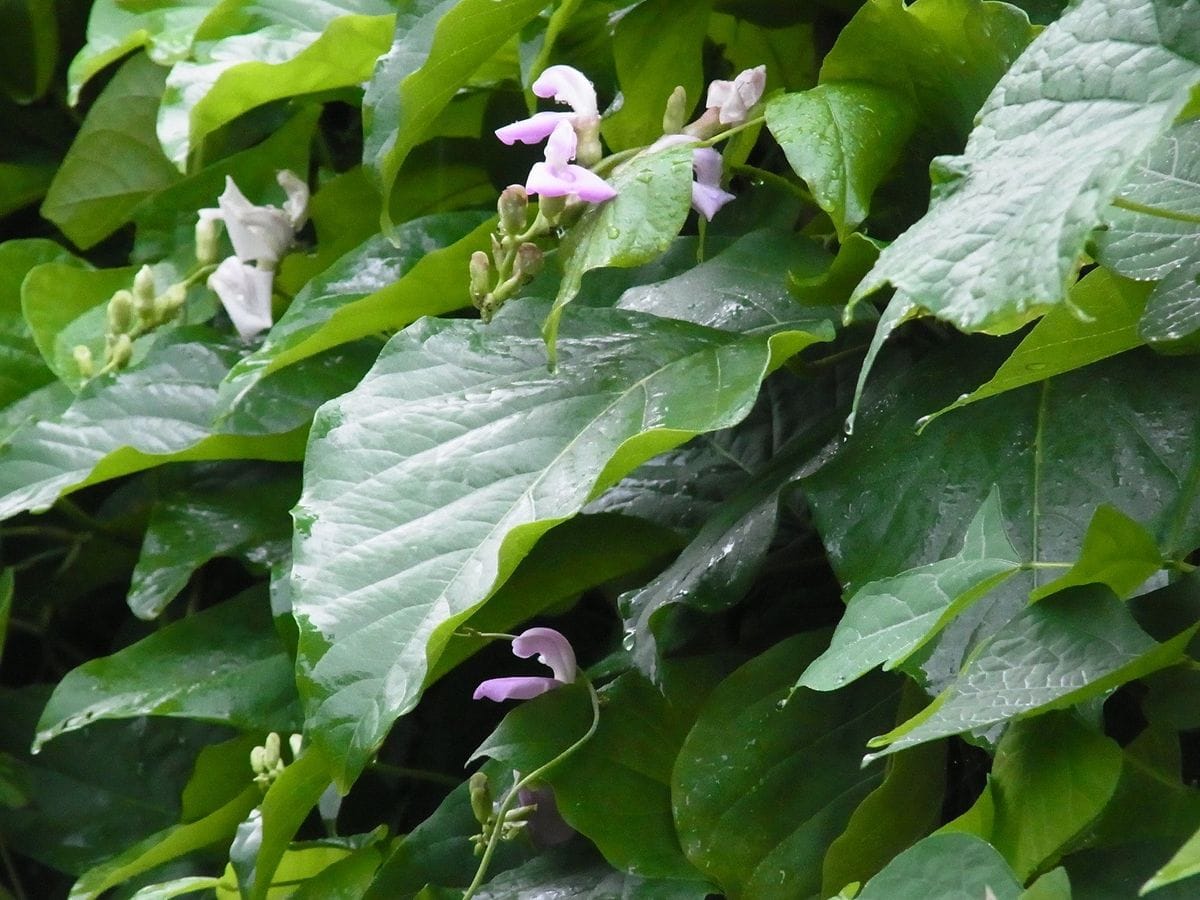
[1110,196,1200,226]
[463,680,601,899]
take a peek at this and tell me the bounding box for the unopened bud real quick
[469,251,492,305]
[154,283,187,322]
[497,185,528,236]
[106,290,135,336]
[663,86,688,134]
[195,215,220,266]
[469,772,492,826]
[250,745,267,775]
[263,732,281,770]
[537,194,567,225]
[288,733,303,760]
[73,345,94,378]
[575,120,602,168]
[108,333,133,368]
[514,243,544,281]
[133,265,156,308]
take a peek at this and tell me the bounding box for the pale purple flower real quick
[690,147,736,221]
[525,121,616,203]
[517,783,576,847]
[207,257,273,341]
[198,171,308,268]
[706,65,767,125]
[495,65,599,146]
[473,627,578,702]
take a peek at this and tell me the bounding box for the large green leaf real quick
[853,833,1022,900]
[0,239,76,409]
[672,633,900,899]
[0,330,374,521]
[1095,118,1200,347]
[42,54,181,249]
[798,488,1022,692]
[850,0,1200,335]
[292,299,832,785]
[364,0,549,230]
[1028,505,1162,603]
[158,2,395,168]
[218,211,491,410]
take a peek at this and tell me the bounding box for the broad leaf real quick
[471,846,712,899]
[0,239,77,409]
[1028,505,1162,603]
[292,299,832,785]
[849,0,1200,335]
[1144,824,1200,894]
[34,589,301,750]
[42,54,181,249]
[853,833,1022,900]
[798,488,1023,692]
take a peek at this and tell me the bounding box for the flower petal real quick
[495,111,572,146]
[692,181,736,221]
[532,65,598,116]
[473,676,560,702]
[517,783,576,847]
[690,147,735,220]
[216,176,295,266]
[544,119,578,169]
[511,627,578,683]
[276,169,310,229]
[705,65,767,125]
[526,162,617,202]
[207,257,274,340]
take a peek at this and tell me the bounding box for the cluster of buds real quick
[469,186,545,322]
[467,770,574,853]
[250,732,303,790]
[72,264,187,381]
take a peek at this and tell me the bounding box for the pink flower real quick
[690,147,736,221]
[473,628,578,702]
[525,121,616,203]
[706,65,767,125]
[495,65,600,146]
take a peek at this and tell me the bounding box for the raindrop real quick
[606,226,621,240]
[621,628,636,651]
[842,415,854,436]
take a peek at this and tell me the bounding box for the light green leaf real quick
[919,268,1151,427]
[799,488,1022,692]
[68,0,219,103]
[1095,118,1200,347]
[1144,825,1200,894]
[672,633,900,899]
[546,143,695,355]
[767,84,915,238]
[865,586,1198,760]
[0,161,56,217]
[129,876,222,900]
[601,0,712,150]
[850,0,1200,334]
[1029,505,1162,602]
[42,54,181,249]
[0,239,77,408]
[34,589,300,751]
[853,833,1022,900]
[218,211,491,411]
[293,299,832,785]
[158,3,395,168]
[364,0,549,230]
[1020,868,1073,900]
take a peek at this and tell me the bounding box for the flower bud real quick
[574,120,603,168]
[514,243,544,281]
[108,333,133,369]
[288,733,303,760]
[72,345,94,379]
[195,215,221,266]
[469,771,492,826]
[133,265,156,307]
[469,251,492,305]
[154,283,187,323]
[263,732,281,770]
[663,86,688,134]
[497,185,528,236]
[250,745,267,775]
[106,290,135,336]
[537,194,567,225]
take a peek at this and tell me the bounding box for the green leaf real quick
[1028,505,1162,602]
[849,0,1200,335]
[34,588,301,750]
[766,84,916,238]
[42,53,181,249]
[0,161,56,217]
[68,0,219,103]
[600,0,712,151]
[158,4,395,168]
[918,268,1151,428]
[799,488,1022,691]
[470,846,712,899]
[0,330,373,521]
[128,876,222,899]
[364,0,549,230]
[293,299,832,785]
[127,463,296,619]
[0,0,57,103]
[672,633,901,899]
[1020,868,1073,900]
[1144,825,1200,894]
[946,712,1123,879]
[0,239,77,408]
[546,143,695,355]
[218,211,491,410]
[865,586,1198,759]
[1095,118,1200,347]
[853,833,1022,900]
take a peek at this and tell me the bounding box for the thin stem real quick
[730,164,814,205]
[590,147,641,176]
[1169,560,1198,574]
[698,115,766,148]
[368,762,460,787]
[463,681,601,899]
[797,342,871,371]
[1023,561,1072,570]
[455,628,519,642]
[1111,196,1200,226]
[0,525,86,543]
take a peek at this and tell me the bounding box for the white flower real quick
[207,257,274,341]
[200,171,309,268]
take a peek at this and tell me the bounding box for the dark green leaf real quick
[853,833,1022,900]
[472,845,712,899]
[0,0,57,103]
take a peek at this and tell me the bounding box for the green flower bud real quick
[537,194,567,225]
[195,215,221,266]
[263,732,281,770]
[514,243,544,282]
[468,771,492,826]
[663,86,688,134]
[133,265,156,308]
[108,333,133,369]
[106,290,135,336]
[154,283,187,323]
[469,251,492,306]
[72,345,94,379]
[497,185,528,236]
[250,745,267,775]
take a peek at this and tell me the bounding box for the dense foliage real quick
[0,0,1199,896]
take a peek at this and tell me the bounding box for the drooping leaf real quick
[798,487,1023,692]
[849,0,1200,335]
[852,833,1022,900]
[1028,505,1162,603]
[292,298,832,785]
[34,588,301,751]
[672,633,901,899]
[42,54,181,249]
